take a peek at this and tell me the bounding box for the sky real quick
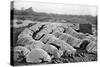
[14,1,97,16]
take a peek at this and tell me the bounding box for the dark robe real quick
[79,24,93,35]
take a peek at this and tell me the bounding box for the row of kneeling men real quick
[14,23,97,63]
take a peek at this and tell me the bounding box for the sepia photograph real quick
[10,1,97,66]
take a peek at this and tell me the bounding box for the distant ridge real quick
[25,7,34,13]
[12,7,97,24]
